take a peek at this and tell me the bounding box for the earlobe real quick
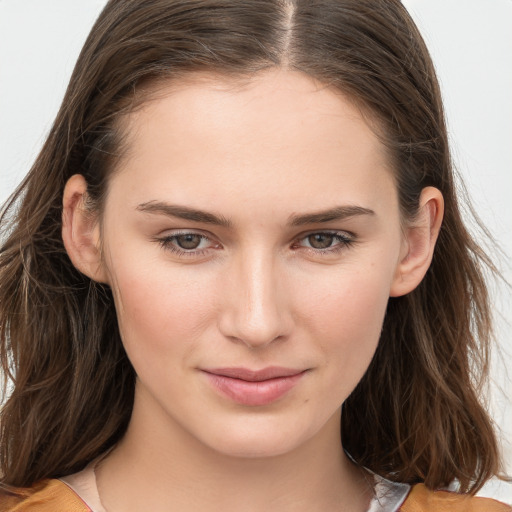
[62,174,109,284]
[390,187,444,297]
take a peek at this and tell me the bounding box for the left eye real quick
[297,232,352,251]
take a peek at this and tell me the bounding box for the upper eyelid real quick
[158,229,214,242]
[295,229,355,240]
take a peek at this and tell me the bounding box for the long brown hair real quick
[0,0,501,493]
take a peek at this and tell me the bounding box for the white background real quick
[1,0,511,501]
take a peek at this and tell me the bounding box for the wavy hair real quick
[0,0,501,492]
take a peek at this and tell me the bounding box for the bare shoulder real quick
[400,483,512,511]
[0,479,90,512]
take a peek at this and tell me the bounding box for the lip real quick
[202,366,308,406]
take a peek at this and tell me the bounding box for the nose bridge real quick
[219,247,289,348]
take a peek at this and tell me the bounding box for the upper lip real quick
[202,366,306,382]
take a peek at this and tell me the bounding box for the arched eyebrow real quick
[136,202,375,227]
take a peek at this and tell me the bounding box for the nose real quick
[218,250,292,349]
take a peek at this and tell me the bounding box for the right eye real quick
[155,231,219,258]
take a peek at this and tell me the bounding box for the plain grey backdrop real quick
[0,0,511,501]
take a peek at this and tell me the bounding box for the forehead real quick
[108,69,396,218]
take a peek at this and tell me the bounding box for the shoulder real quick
[400,483,512,512]
[0,479,91,512]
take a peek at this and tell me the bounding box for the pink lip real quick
[202,367,307,406]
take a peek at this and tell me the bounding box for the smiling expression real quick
[95,69,407,458]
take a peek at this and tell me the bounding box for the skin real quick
[63,68,443,512]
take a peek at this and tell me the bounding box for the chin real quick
[195,413,327,460]
[208,433,304,459]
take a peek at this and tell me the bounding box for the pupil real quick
[177,234,201,250]
[308,233,334,249]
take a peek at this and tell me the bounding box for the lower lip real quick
[203,371,306,406]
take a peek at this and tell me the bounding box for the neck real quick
[96,386,373,512]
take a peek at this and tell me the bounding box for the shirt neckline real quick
[60,455,411,512]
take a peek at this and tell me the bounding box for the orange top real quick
[0,479,91,511]
[0,479,510,511]
[400,484,511,512]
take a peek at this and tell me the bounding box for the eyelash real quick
[155,230,355,259]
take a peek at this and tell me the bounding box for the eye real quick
[173,233,205,250]
[155,231,218,257]
[305,233,337,249]
[295,231,354,254]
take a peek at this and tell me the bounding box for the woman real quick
[0,1,509,510]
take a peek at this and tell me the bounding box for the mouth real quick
[201,366,308,406]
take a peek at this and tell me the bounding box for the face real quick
[97,69,406,458]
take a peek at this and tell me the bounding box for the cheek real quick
[107,255,217,371]
[295,263,393,393]
[299,261,391,335]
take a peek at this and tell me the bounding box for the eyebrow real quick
[288,205,375,226]
[136,201,375,228]
[137,201,233,228]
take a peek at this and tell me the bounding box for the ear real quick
[390,186,444,297]
[62,174,109,284]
